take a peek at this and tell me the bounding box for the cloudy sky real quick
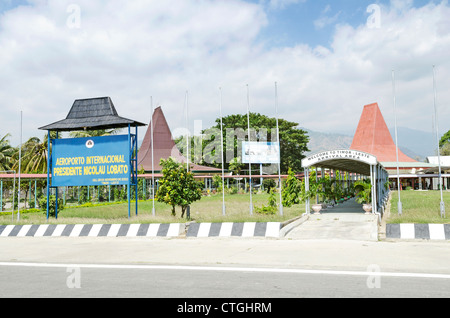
[0,0,449,148]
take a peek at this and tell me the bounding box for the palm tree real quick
[0,133,15,171]
[15,136,49,174]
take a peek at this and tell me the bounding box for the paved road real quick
[1,197,449,299]
[1,237,449,273]
[0,236,449,298]
[1,262,450,298]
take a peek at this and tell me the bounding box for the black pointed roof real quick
[39,97,146,131]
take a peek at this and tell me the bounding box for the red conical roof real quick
[350,103,416,162]
[137,106,221,172]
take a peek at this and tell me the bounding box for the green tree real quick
[12,132,60,174]
[0,134,14,171]
[155,157,203,218]
[439,130,450,148]
[14,136,48,174]
[441,143,450,156]
[200,112,310,174]
[440,130,450,155]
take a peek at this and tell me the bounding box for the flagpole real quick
[246,84,253,215]
[432,65,445,218]
[219,87,226,216]
[185,90,191,220]
[275,82,283,216]
[392,70,402,215]
[151,97,155,216]
[17,110,22,221]
[185,91,189,173]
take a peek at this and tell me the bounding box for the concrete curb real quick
[186,222,281,238]
[386,223,450,240]
[279,215,309,237]
[0,223,185,238]
[0,222,284,238]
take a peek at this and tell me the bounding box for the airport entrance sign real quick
[51,135,130,187]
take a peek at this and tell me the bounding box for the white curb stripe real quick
[219,222,233,237]
[126,224,140,237]
[400,224,415,239]
[0,225,15,237]
[52,224,66,237]
[107,224,121,237]
[34,224,49,237]
[167,223,181,237]
[17,225,32,237]
[197,223,211,237]
[88,224,103,237]
[70,224,84,237]
[429,224,445,240]
[146,224,160,237]
[266,222,281,238]
[242,222,256,237]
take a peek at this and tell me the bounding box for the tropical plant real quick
[321,173,334,204]
[354,179,372,204]
[306,176,325,203]
[281,168,301,207]
[38,195,65,217]
[297,168,324,204]
[212,175,223,191]
[262,178,276,193]
[0,134,14,171]
[228,156,244,175]
[155,157,203,218]
[255,188,277,215]
[14,136,48,174]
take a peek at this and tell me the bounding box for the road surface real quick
[0,237,449,298]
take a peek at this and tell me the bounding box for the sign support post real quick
[46,131,51,221]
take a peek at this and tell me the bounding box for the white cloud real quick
[265,0,305,10]
[314,6,341,30]
[0,0,449,154]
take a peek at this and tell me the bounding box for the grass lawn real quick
[0,192,305,225]
[387,190,450,224]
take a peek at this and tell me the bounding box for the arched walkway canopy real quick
[301,149,389,216]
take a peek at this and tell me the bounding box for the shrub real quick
[38,195,65,217]
[255,188,277,215]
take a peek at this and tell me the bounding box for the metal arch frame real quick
[301,149,390,220]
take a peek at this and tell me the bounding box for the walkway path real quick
[285,198,379,241]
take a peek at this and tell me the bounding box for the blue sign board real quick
[52,135,130,187]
